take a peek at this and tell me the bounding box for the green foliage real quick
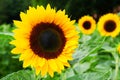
[0,24,22,78]
[0,24,120,80]
[0,70,35,80]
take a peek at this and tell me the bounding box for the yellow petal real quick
[35,66,41,75]
[61,20,75,30]
[36,6,45,22]
[13,20,23,28]
[46,4,51,9]
[10,39,29,48]
[41,61,48,77]
[23,59,31,68]
[61,53,73,61]
[44,4,55,23]
[56,59,64,70]
[19,49,33,61]
[48,59,58,71]
[20,12,28,22]
[63,62,70,67]
[11,47,24,54]
[31,55,38,66]
[58,55,68,63]
[37,58,46,67]
[48,65,54,77]
[13,29,30,39]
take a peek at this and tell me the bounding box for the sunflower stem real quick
[79,36,106,62]
[112,52,119,80]
[89,36,106,54]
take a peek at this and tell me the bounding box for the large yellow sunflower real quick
[10,4,79,77]
[78,16,96,34]
[98,13,120,37]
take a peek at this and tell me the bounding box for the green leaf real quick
[66,68,75,79]
[73,62,90,74]
[66,75,82,80]
[0,70,35,80]
[81,70,111,80]
[66,68,111,80]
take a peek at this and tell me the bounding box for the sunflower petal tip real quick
[41,72,46,77]
[13,20,21,26]
[20,12,26,19]
[20,12,25,15]
[63,9,66,14]
[71,20,76,24]
[37,5,40,8]
[23,64,27,68]
[35,69,40,76]
[46,4,51,9]
[11,49,16,53]
[9,40,14,45]
[28,6,33,9]
[48,72,54,77]
[13,20,18,23]
[19,57,22,61]
[11,50,14,54]
[50,75,54,78]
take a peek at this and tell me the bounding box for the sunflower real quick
[10,4,79,77]
[78,16,96,34]
[117,44,120,54]
[98,13,120,37]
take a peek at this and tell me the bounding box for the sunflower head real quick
[78,15,96,35]
[98,13,120,37]
[10,4,79,77]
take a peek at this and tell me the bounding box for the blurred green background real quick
[0,0,120,79]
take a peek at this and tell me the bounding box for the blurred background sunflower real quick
[78,15,96,35]
[97,13,120,37]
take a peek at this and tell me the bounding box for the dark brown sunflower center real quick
[83,21,91,29]
[38,29,61,52]
[30,22,66,59]
[104,20,116,32]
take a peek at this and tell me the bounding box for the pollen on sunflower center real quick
[30,22,66,59]
[104,20,116,32]
[83,21,91,29]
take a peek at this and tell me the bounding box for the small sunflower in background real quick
[10,4,79,77]
[117,44,120,54]
[98,13,120,37]
[78,16,96,35]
